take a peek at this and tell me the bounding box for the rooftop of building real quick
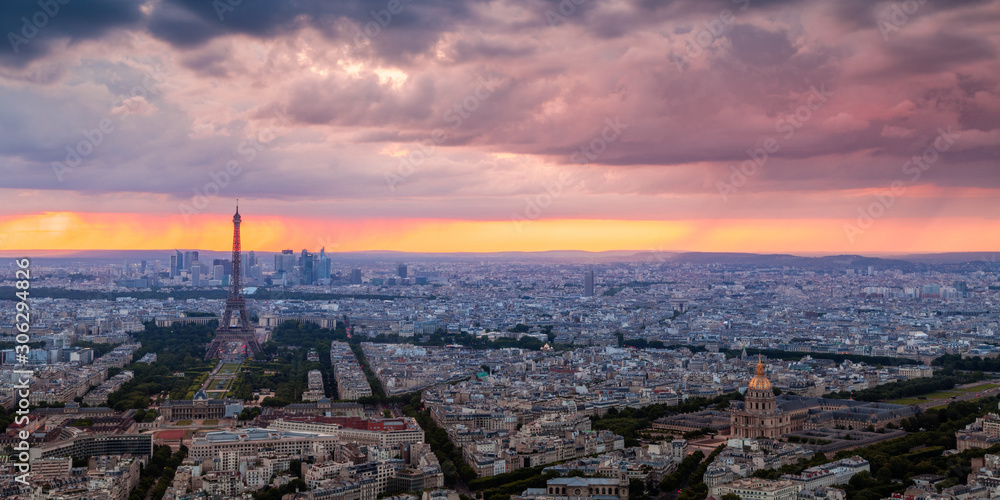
[197,427,335,443]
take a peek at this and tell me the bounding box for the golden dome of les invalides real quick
[748,356,772,392]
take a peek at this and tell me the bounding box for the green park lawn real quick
[890,383,999,405]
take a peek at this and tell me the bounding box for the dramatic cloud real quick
[0,0,998,252]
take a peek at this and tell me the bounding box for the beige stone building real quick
[730,358,800,439]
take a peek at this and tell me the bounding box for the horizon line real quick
[1,249,996,258]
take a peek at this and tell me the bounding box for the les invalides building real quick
[730,357,801,439]
[729,356,918,440]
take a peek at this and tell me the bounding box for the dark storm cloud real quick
[451,39,537,63]
[0,0,476,69]
[147,0,475,64]
[726,25,796,67]
[830,0,996,30]
[180,43,239,78]
[880,33,996,76]
[0,0,143,67]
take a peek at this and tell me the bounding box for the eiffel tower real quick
[205,202,262,359]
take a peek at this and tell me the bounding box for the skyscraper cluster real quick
[272,248,332,285]
[166,248,262,287]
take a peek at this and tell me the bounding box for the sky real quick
[1,0,998,254]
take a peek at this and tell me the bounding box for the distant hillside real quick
[654,252,920,270]
[1,249,997,268]
[886,252,1000,264]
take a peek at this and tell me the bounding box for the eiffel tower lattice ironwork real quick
[205,202,262,359]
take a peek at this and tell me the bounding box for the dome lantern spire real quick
[749,354,771,392]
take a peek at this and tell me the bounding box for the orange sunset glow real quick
[2,212,998,255]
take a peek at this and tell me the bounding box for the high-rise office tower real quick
[175,249,184,272]
[191,263,202,286]
[301,250,314,285]
[212,258,232,276]
[184,251,192,271]
[169,254,178,278]
[190,251,200,271]
[584,270,595,297]
[319,259,331,280]
[214,264,225,281]
[275,249,295,277]
[318,247,331,280]
[398,263,407,278]
[247,251,256,278]
[350,268,362,284]
[273,250,296,283]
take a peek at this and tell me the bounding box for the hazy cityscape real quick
[1,241,1000,499]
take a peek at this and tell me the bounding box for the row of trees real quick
[269,319,554,353]
[659,450,704,491]
[106,323,216,411]
[228,320,345,402]
[401,393,478,486]
[674,444,727,500]
[589,393,742,447]
[935,353,1000,372]
[825,369,986,401]
[127,445,187,500]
